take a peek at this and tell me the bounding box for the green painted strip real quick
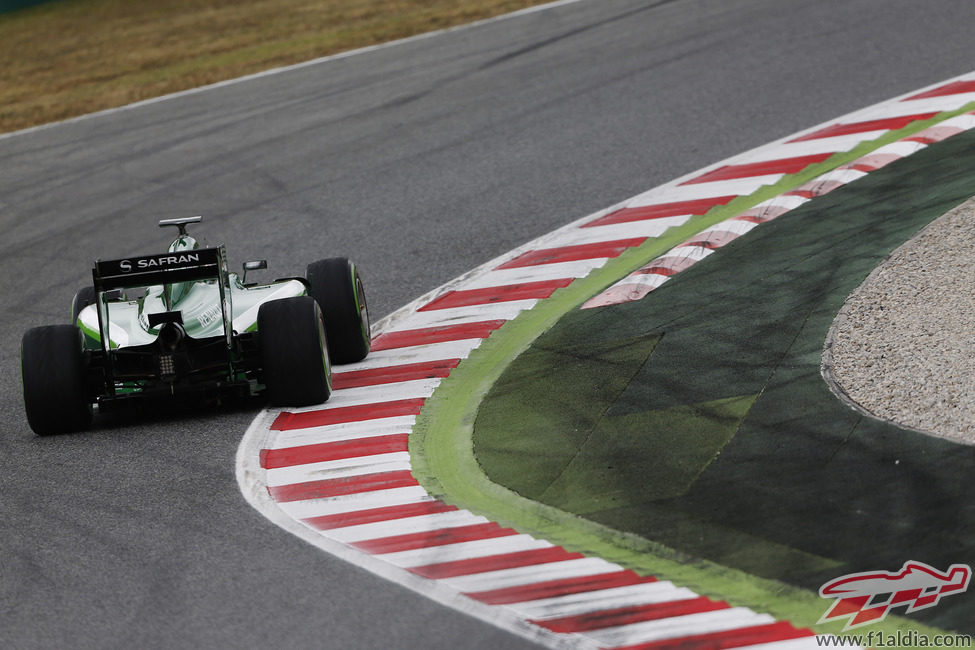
[410,105,975,637]
[411,278,948,637]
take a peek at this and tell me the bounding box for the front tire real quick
[258,296,331,407]
[305,258,370,364]
[22,325,93,436]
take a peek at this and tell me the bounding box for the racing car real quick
[21,216,370,436]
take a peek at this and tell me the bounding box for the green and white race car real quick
[21,216,370,436]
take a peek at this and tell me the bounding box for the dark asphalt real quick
[2,0,975,647]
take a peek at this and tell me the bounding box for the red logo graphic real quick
[819,561,970,630]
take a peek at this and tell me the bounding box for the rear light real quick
[159,354,176,378]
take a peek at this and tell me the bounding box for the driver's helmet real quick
[164,233,200,307]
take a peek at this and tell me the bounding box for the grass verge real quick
[0,0,555,135]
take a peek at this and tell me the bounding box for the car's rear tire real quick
[22,325,93,436]
[305,258,370,364]
[71,286,96,324]
[258,296,331,407]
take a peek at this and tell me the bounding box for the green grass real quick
[0,0,554,134]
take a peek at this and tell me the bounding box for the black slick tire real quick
[258,296,331,407]
[21,325,93,436]
[305,258,370,364]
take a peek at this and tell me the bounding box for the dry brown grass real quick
[0,0,552,134]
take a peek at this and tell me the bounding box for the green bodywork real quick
[77,275,306,349]
[79,225,311,402]
[78,234,305,349]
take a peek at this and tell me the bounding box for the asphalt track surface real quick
[2,1,975,647]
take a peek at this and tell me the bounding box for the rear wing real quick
[93,246,226,291]
[90,246,234,368]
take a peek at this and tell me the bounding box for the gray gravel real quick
[825,196,975,443]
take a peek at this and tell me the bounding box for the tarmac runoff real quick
[240,75,975,648]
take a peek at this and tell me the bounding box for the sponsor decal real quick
[819,561,971,630]
[119,253,201,272]
[197,304,222,328]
